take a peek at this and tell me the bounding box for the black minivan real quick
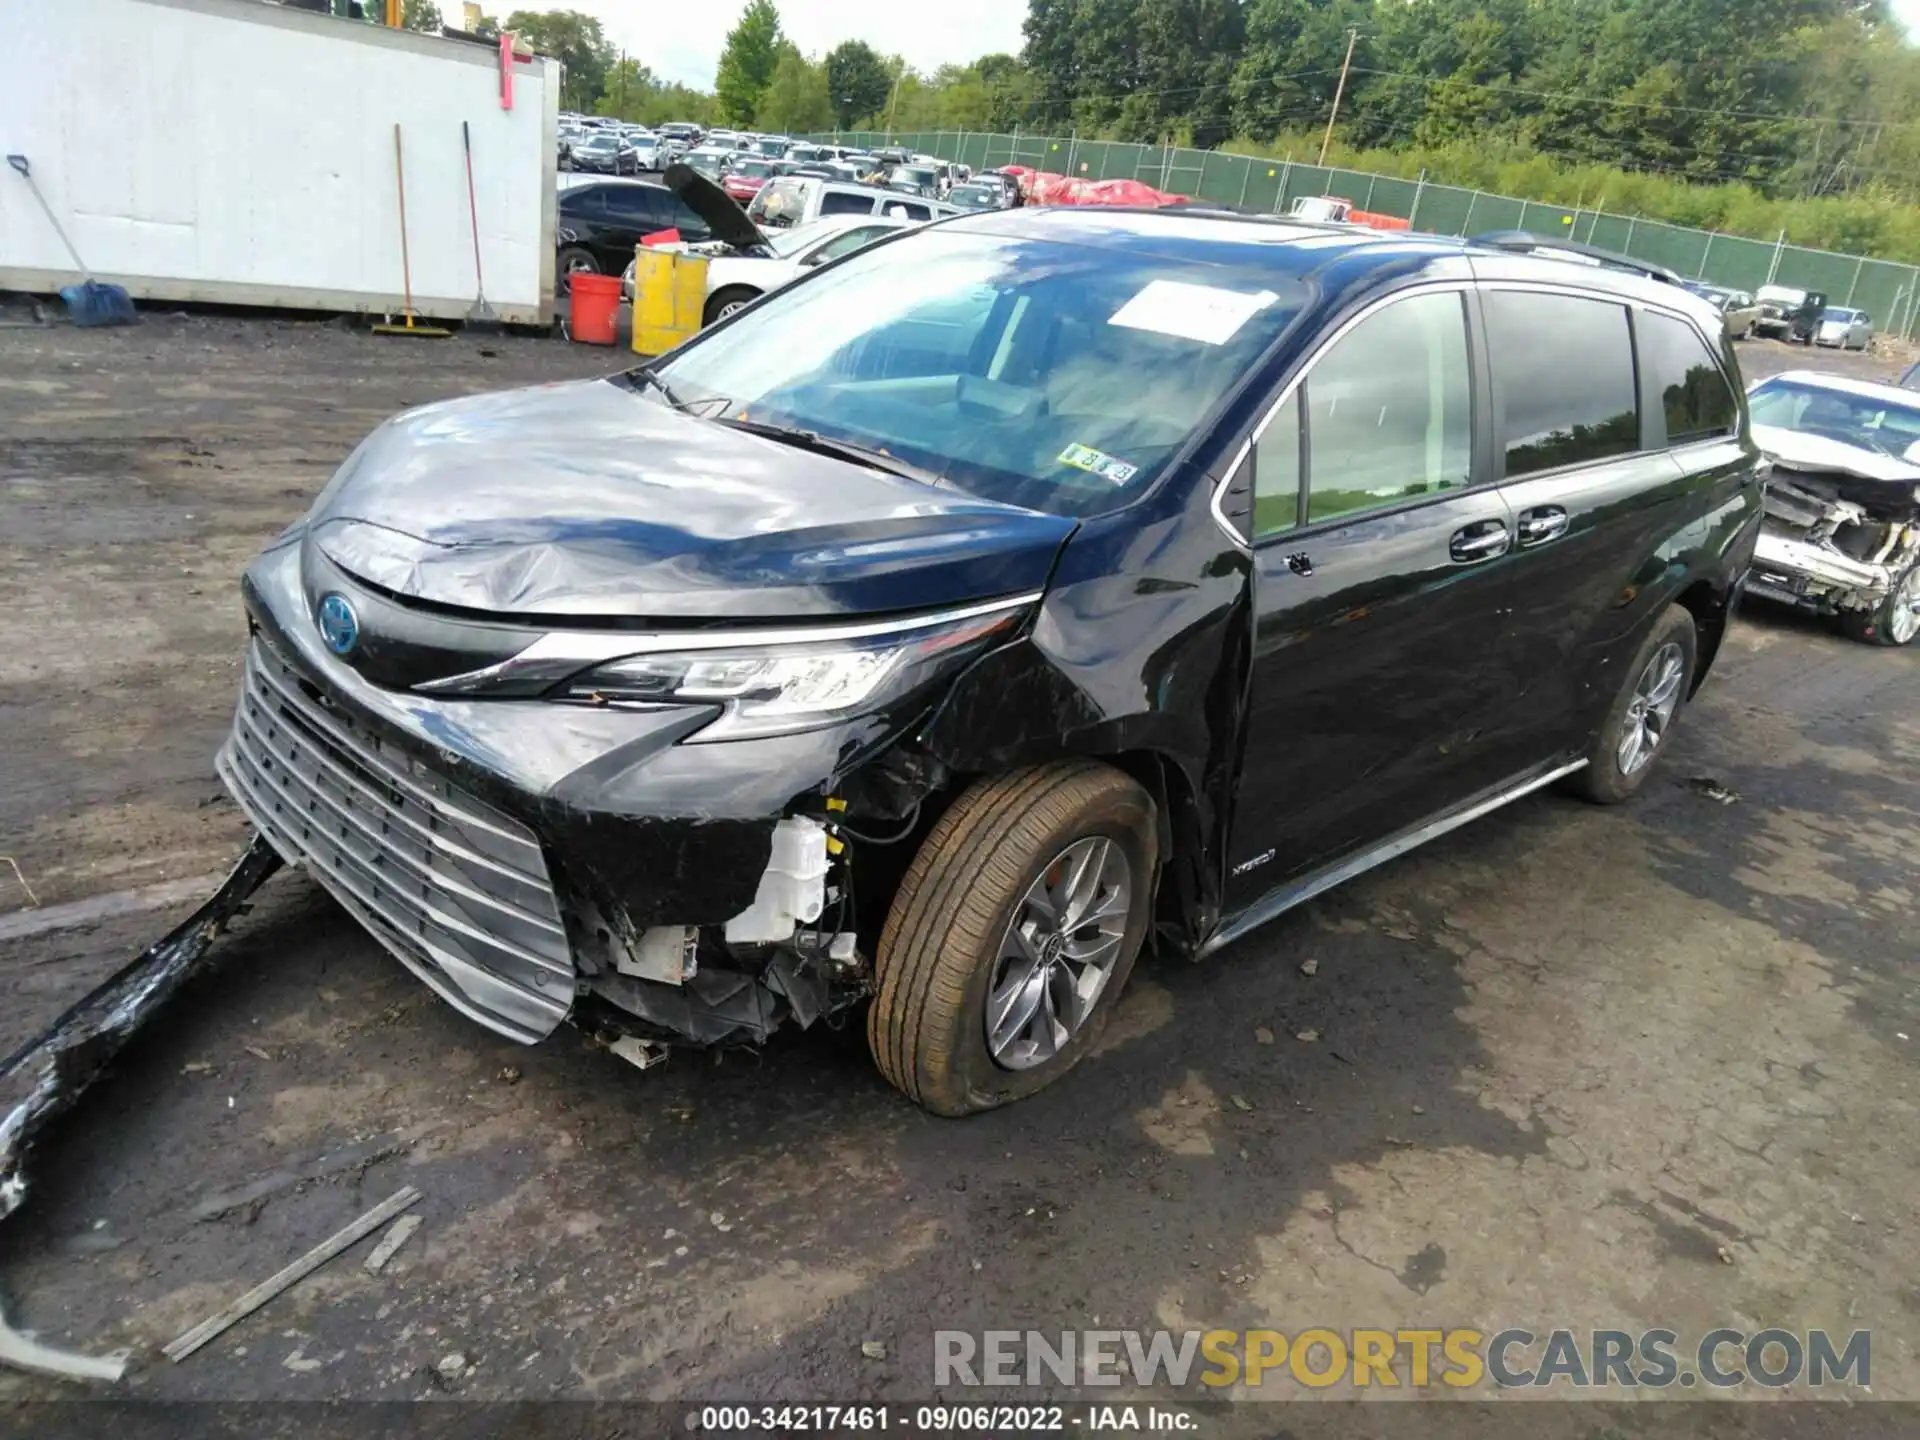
[219,208,1763,1114]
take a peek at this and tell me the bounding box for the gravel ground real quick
[0,313,1914,1428]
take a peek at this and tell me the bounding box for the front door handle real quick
[1449,520,1511,563]
[1517,505,1570,547]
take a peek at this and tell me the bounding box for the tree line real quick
[468,2,1920,263]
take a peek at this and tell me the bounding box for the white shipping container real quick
[0,0,559,323]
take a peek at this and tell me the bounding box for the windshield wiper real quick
[630,365,694,411]
[717,417,945,487]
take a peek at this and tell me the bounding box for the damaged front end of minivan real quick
[212,375,1092,1071]
[1748,422,1920,644]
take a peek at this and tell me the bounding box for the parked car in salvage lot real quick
[1814,306,1874,349]
[1744,370,1920,645]
[1684,281,1760,339]
[623,212,921,324]
[214,212,1761,1115]
[556,181,712,288]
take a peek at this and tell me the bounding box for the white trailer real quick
[1,0,559,324]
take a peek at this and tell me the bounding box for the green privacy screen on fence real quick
[809,130,1920,340]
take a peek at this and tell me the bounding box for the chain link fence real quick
[811,129,1920,341]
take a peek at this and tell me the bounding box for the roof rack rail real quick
[1467,230,1684,286]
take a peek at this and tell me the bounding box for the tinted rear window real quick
[1637,312,1736,445]
[1486,292,1640,476]
[820,191,877,216]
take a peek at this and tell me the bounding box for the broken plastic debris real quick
[1687,776,1740,805]
[364,1213,424,1274]
[0,1298,128,1384]
[1296,1028,1320,1043]
[861,1341,888,1360]
[1254,1026,1274,1045]
[1,836,281,1229]
[1230,1095,1253,1112]
[1299,957,1319,976]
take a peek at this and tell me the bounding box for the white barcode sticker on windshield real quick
[1059,442,1138,485]
[1109,280,1280,345]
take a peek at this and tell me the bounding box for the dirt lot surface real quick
[1,317,1916,1428]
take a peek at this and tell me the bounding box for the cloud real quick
[517,0,1030,90]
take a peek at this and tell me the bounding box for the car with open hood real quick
[216,211,1761,1114]
[1744,370,1920,645]
[1754,285,1827,342]
[555,181,714,287]
[623,210,920,323]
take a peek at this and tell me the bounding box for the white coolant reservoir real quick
[723,816,830,944]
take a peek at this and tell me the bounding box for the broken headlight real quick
[557,602,1027,741]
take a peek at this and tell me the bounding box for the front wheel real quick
[868,763,1158,1116]
[1840,559,1920,646]
[703,287,761,327]
[1571,605,1698,804]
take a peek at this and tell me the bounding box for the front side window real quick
[656,231,1306,518]
[1485,292,1639,476]
[1252,391,1302,538]
[1637,312,1736,445]
[1303,291,1473,523]
[809,226,892,263]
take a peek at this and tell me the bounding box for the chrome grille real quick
[217,637,574,1042]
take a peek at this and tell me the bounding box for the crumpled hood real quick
[1752,423,1920,485]
[305,378,1075,621]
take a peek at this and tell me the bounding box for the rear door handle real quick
[1449,520,1511,563]
[1516,505,1570,547]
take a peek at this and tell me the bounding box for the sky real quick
[544,0,1032,91]
[522,0,1920,94]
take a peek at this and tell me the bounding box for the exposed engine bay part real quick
[1751,466,1920,632]
[723,816,829,944]
[575,812,870,1057]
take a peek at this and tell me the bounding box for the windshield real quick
[688,151,729,176]
[750,178,810,228]
[1750,379,1920,459]
[949,187,996,209]
[733,160,775,179]
[653,228,1304,518]
[1821,308,1858,322]
[765,225,830,257]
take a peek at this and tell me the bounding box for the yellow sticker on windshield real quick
[1059,442,1139,485]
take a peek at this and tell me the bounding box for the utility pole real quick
[885,63,906,139]
[1318,28,1359,167]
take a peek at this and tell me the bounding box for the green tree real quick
[756,46,836,132]
[400,0,443,31]
[502,9,614,111]
[715,0,785,124]
[825,39,892,128]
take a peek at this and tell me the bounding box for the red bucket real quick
[569,272,622,346]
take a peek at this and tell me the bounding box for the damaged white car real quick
[1746,371,1920,646]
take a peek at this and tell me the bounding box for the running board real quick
[1198,758,1588,959]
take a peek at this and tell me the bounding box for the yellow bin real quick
[631,247,709,356]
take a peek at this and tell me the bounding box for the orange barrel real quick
[569,273,622,346]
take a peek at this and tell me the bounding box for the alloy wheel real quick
[1890,567,1920,645]
[985,836,1132,1070]
[1617,641,1686,775]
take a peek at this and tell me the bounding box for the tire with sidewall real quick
[867,762,1158,1116]
[704,287,761,327]
[1840,557,1920,646]
[1572,604,1698,804]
